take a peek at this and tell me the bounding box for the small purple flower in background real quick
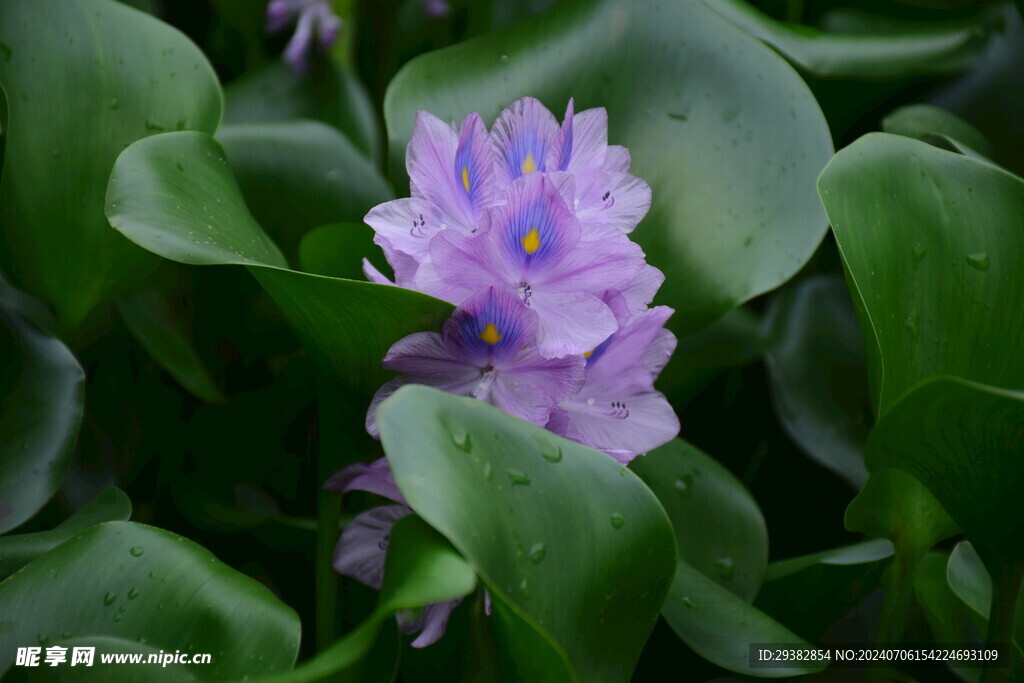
[325,459,460,649]
[266,0,341,73]
[418,0,451,18]
[328,97,679,648]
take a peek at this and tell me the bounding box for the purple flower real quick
[327,459,462,649]
[363,111,496,291]
[418,0,451,18]
[361,96,678,460]
[547,300,679,463]
[366,285,585,436]
[266,0,341,73]
[431,173,646,357]
[494,98,652,237]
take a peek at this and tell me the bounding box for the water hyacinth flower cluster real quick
[327,98,680,646]
[364,96,679,459]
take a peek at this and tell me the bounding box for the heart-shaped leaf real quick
[377,385,676,682]
[106,130,452,398]
[0,487,131,579]
[882,104,995,159]
[384,0,833,332]
[0,279,85,534]
[217,121,391,263]
[0,0,222,335]
[0,521,300,680]
[762,275,870,488]
[631,440,822,676]
[701,0,991,78]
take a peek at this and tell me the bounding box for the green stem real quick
[982,561,1024,682]
[315,485,342,651]
[876,547,920,645]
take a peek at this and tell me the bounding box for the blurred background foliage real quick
[2,0,1023,680]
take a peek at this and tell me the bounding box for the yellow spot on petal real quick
[462,166,471,193]
[480,323,502,345]
[521,228,541,255]
[521,153,537,174]
[583,349,594,358]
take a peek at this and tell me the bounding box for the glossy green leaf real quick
[0,282,85,534]
[0,488,131,579]
[663,562,824,677]
[915,552,983,683]
[217,121,391,263]
[702,0,990,79]
[385,0,833,332]
[106,131,452,397]
[0,0,222,335]
[377,385,675,682]
[0,521,300,680]
[256,516,476,683]
[756,540,891,642]
[116,267,226,405]
[762,275,870,488]
[947,541,1024,642]
[631,440,819,676]
[298,223,385,281]
[845,469,957,557]
[224,62,381,165]
[882,103,995,160]
[819,133,1024,416]
[632,440,767,601]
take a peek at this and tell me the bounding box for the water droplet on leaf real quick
[966,252,990,271]
[506,469,530,486]
[529,543,546,564]
[714,557,735,580]
[610,512,625,529]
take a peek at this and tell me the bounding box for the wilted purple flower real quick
[266,0,341,72]
[431,173,646,357]
[546,299,679,464]
[326,459,461,649]
[366,285,585,436]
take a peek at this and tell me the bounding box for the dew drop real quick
[483,462,493,480]
[129,546,144,557]
[529,543,546,564]
[128,587,140,600]
[610,512,625,529]
[966,252,990,271]
[912,242,928,264]
[506,468,531,486]
[103,592,117,606]
[674,475,692,496]
[681,596,696,609]
[540,443,562,463]
[452,429,471,452]
[714,557,735,581]
[904,311,919,340]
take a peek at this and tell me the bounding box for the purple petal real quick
[574,146,652,235]
[644,328,677,377]
[528,291,618,358]
[548,101,609,175]
[365,198,448,269]
[419,0,451,18]
[406,112,479,232]
[323,458,407,504]
[282,7,316,72]
[454,112,496,224]
[362,258,395,285]
[382,331,481,379]
[489,347,585,425]
[441,285,539,367]
[586,305,674,393]
[430,228,510,296]
[313,6,341,48]
[492,97,559,187]
[533,229,644,294]
[488,173,582,283]
[617,264,665,316]
[266,0,296,33]
[406,600,461,649]
[333,504,413,590]
[551,390,680,461]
